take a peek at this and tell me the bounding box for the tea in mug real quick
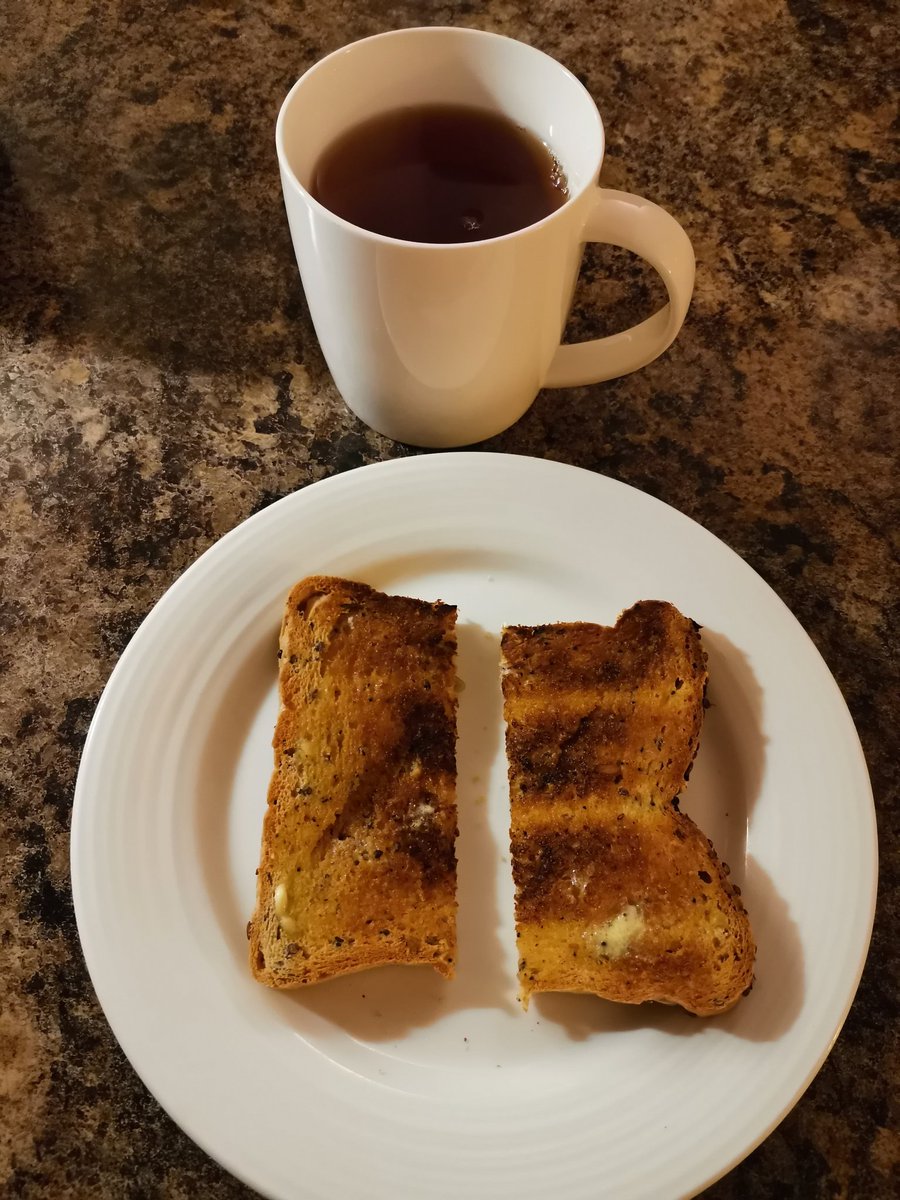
[311,103,568,243]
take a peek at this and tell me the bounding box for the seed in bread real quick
[502,600,755,1016]
[249,575,459,988]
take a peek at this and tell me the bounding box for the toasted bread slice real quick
[502,600,754,1016]
[249,576,458,988]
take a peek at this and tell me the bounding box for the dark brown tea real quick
[311,104,568,243]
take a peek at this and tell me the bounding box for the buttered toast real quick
[249,576,459,988]
[502,601,754,1016]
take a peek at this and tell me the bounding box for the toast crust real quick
[249,576,458,988]
[502,601,755,1016]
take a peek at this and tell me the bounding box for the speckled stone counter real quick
[1,1,896,1197]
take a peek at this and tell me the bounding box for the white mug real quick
[276,27,695,448]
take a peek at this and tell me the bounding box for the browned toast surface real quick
[249,576,458,988]
[502,600,755,1016]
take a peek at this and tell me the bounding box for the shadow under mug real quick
[277,27,695,448]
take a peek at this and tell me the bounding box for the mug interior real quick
[277,27,603,212]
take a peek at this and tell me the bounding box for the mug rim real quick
[275,25,605,251]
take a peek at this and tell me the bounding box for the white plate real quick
[72,453,877,1200]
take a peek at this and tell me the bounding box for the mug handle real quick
[544,188,696,388]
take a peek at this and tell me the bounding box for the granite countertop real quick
[1,1,896,1196]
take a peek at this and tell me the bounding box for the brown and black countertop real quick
[1,2,896,1196]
